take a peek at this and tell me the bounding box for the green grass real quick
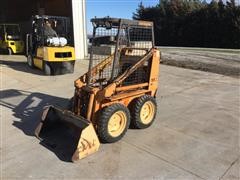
[158,46,240,55]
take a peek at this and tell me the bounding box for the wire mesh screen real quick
[118,25,153,85]
[88,19,154,87]
[88,27,118,87]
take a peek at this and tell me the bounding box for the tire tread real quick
[97,103,130,143]
[130,95,157,129]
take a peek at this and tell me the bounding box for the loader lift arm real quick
[75,48,153,89]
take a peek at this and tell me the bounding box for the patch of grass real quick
[158,46,240,55]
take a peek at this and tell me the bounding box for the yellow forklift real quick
[0,24,24,55]
[26,15,75,75]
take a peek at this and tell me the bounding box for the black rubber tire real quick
[44,62,52,75]
[70,64,74,73]
[8,48,13,55]
[67,97,74,110]
[27,55,34,68]
[130,95,157,129]
[97,103,130,143]
[69,62,75,74]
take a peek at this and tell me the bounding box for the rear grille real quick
[55,52,72,58]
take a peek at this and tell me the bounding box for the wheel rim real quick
[140,101,155,125]
[108,110,127,137]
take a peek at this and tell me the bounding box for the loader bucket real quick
[35,106,100,162]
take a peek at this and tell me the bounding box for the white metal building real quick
[71,0,87,59]
[0,0,87,59]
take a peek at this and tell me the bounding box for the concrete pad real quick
[222,159,240,180]
[1,55,239,179]
[2,141,203,179]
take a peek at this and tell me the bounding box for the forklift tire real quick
[27,55,34,68]
[44,62,52,75]
[130,95,157,129]
[97,103,130,143]
[69,64,74,73]
[8,48,13,55]
[66,62,74,73]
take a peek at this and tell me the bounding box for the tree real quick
[133,0,240,48]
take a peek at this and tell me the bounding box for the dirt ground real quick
[160,47,240,77]
[0,53,240,179]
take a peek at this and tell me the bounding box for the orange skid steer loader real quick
[35,17,160,162]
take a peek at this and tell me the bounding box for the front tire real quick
[8,48,13,55]
[130,95,157,129]
[97,103,130,143]
[27,55,34,68]
[44,62,52,75]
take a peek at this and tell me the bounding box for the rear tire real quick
[70,63,74,73]
[130,95,157,129]
[8,48,13,55]
[27,55,34,68]
[63,62,75,74]
[44,62,52,75]
[97,103,130,143]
